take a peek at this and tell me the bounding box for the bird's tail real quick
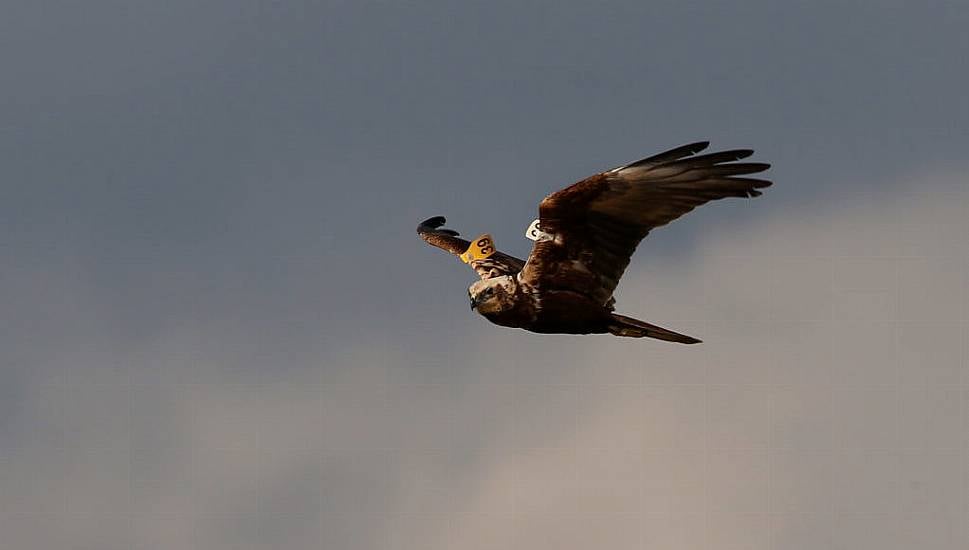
[607,314,701,344]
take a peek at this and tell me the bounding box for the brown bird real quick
[417,141,771,343]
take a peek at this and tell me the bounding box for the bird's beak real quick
[469,293,477,310]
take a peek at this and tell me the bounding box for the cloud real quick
[443,170,968,549]
[2,170,965,549]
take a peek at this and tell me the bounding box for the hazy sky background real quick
[2,1,967,549]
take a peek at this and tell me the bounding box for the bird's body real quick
[418,142,772,343]
[468,275,603,334]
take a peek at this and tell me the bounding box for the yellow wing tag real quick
[460,234,496,264]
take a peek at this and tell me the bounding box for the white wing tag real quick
[524,219,553,241]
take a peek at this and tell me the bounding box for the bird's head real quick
[468,275,517,316]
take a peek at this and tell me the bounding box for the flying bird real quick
[417,141,771,343]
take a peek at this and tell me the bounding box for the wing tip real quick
[617,141,712,172]
[674,141,712,158]
[687,140,710,153]
[417,216,448,234]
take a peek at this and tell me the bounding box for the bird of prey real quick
[417,141,771,343]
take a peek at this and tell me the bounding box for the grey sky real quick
[2,1,967,549]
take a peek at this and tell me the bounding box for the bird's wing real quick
[417,216,525,280]
[520,142,771,304]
